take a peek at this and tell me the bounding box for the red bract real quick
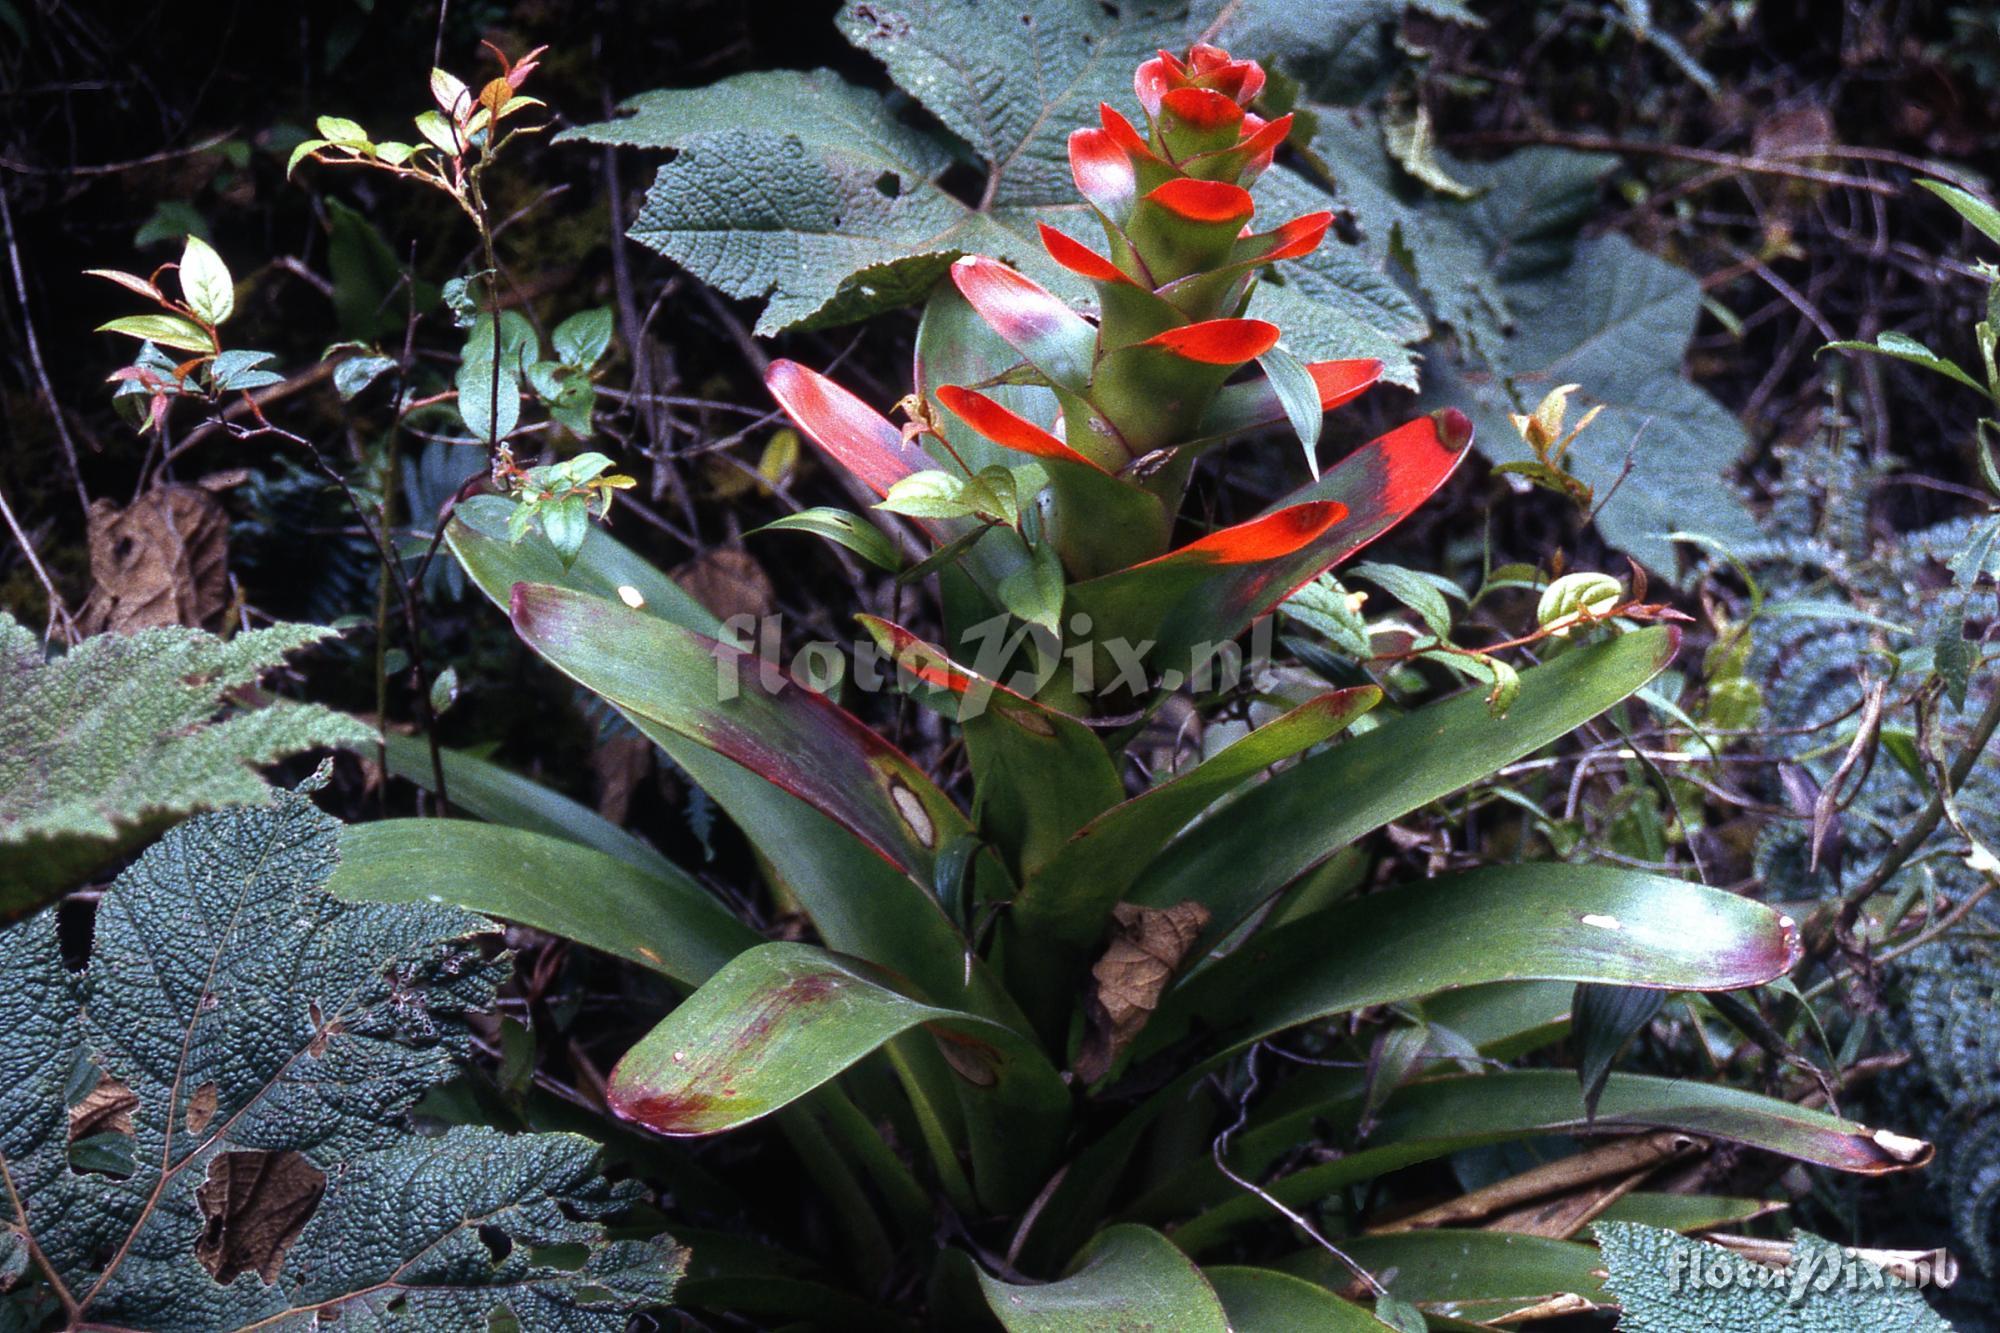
[766,42,1471,667]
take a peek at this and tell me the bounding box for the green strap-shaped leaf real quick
[1277,1231,1608,1317]
[1823,332,1987,394]
[605,942,1068,1208]
[331,821,755,987]
[1204,1266,1394,1331]
[1141,864,1802,1065]
[976,1224,1229,1332]
[1156,1069,1930,1254]
[380,733,680,881]
[447,500,1021,1027]
[1014,686,1380,947]
[858,615,1123,880]
[1130,626,1681,947]
[1592,1193,1782,1234]
[509,583,967,889]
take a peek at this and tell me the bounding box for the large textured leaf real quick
[1014,687,1381,947]
[1428,232,1757,575]
[0,615,371,915]
[1131,626,1680,945]
[569,0,1425,369]
[1155,1069,1931,1253]
[446,499,1017,1023]
[331,820,756,987]
[1595,1223,1953,1331]
[0,790,683,1330]
[1140,863,1803,1064]
[976,1224,1229,1332]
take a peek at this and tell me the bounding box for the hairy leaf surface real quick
[0,615,371,914]
[0,791,684,1330]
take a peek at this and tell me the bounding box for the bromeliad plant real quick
[335,44,1936,1329]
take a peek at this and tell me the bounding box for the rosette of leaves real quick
[0,787,684,1330]
[0,614,371,917]
[326,43,1957,1329]
[767,42,1475,668]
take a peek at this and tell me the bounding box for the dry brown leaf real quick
[67,1074,139,1141]
[1074,900,1210,1083]
[592,734,654,825]
[672,546,775,626]
[81,484,231,634]
[194,1148,328,1284]
[1370,1130,1701,1234]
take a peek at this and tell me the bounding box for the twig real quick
[1211,1044,1387,1297]
[1440,129,1899,196]
[1,187,89,513]
[0,129,236,177]
[0,478,77,641]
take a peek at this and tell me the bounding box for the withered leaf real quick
[1074,901,1210,1083]
[82,484,231,634]
[195,1150,327,1284]
[671,545,776,626]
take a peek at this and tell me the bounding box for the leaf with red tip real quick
[1155,1068,1923,1254]
[1127,179,1256,282]
[1184,112,1293,183]
[1092,320,1283,452]
[858,616,1123,878]
[1142,318,1279,364]
[1015,686,1381,946]
[919,286,1169,573]
[1157,87,1244,161]
[1071,411,1469,665]
[605,942,1068,1206]
[1143,857,1801,1067]
[1133,50,1184,115]
[766,360,930,498]
[934,384,1106,472]
[1154,211,1330,320]
[949,256,1098,393]
[1067,501,1346,670]
[1038,222,1134,286]
[1068,126,1140,226]
[1191,358,1384,448]
[1099,102,1159,164]
[1145,178,1254,225]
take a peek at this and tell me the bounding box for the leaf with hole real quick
[0,790,684,1330]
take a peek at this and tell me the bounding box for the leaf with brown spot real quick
[185,1082,218,1136]
[1074,901,1210,1084]
[195,1150,327,1284]
[0,790,685,1328]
